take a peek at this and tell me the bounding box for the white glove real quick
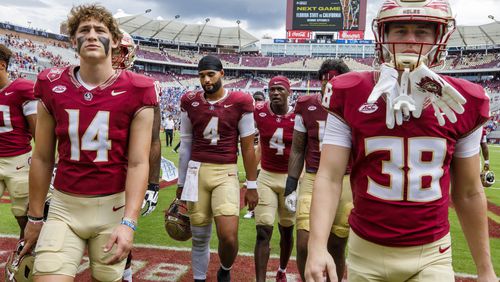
[141,183,159,216]
[284,191,297,213]
[368,64,403,129]
[409,64,466,126]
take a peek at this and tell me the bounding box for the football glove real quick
[284,191,297,213]
[409,64,466,126]
[141,183,159,216]
[367,63,404,129]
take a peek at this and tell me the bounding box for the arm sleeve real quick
[177,111,193,186]
[238,113,256,138]
[453,127,482,158]
[294,114,307,133]
[323,114,352,148]
[23,100,38,116]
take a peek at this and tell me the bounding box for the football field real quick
[0,134,499,281]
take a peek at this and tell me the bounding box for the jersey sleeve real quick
[34,69,54,114]
[239,92,255,114]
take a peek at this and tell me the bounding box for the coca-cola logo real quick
[339,31,364,40]
[287,30,310,39]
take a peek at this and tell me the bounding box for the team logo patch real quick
[276,117,281,123]
[308,106,317,111]
[187,91,196,100]
[255,102,265,110]
[47,68,64,82]
[191,102,199,107]
[259,112,267,117]
[358,103,378,114]
[52,85,66,94]
[83,92,93,101]
[416,77,443,97]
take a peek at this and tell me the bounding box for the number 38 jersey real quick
[323,71,489,246]
[180,90,254,164]
[254,101,295,173]
[34,66,158,195]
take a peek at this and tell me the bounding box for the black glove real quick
[284,176,299,197]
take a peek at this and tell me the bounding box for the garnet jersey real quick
[255,101,295,173]
[323,71,489,246]
[0,78,36,157]
[34,66,158,195]
[180,90,254,164]
[294,94,327,173]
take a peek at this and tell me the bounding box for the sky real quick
[0,0,499,40]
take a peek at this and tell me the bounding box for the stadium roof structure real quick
[448,22,500,47]
[116,15,259,48]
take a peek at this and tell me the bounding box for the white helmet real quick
[372,0,456,70]
[112,30,137,69]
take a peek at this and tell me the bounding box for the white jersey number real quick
[321,82,333,108]
[67,110,112,162]
[270,128,285,155]
[203,117,220,146]
[365,137,446,202]
[0,105,13,133]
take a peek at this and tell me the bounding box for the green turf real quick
[1,135,499,274]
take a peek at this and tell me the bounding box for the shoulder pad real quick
[128,71,155,88]
[13,78,35,91]
[330,71,367,90]
[442,76,486,100]
[37,67,67,82]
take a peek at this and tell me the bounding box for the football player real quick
[284,59,351,281]
[20,4,157,282]
[177,55,258,282]
[306,0,497,281]
[0,44,37,239]
[253,76,295,282]
[112,29,162,282]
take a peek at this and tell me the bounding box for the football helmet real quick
[112,30,137,69]
[5,240,35,282]
[481,169,495,188]
[372,0,456,70]
[164,198,192,241]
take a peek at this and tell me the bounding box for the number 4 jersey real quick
[254,101,295,173]
[323,71,489,246]
[34,66,158,195]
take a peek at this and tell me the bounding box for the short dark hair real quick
[318,59,350,81]
[0,44,12,70]
[253,91,265,101]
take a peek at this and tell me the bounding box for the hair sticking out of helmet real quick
[372,0,456,71]
[5,240,35,282]
[112,29,137,69]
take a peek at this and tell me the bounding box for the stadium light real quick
[205,18,210,23]
[488,15,499,23]
[175,15,180,19]
[145,9,152,14]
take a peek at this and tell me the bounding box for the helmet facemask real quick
[112,30,137,69]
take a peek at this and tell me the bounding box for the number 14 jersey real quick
[34,66,158,195]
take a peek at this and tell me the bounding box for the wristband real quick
[246,180,257,189]
[148,183,160,191]
[485,160,490,165]
[27,214,44,224]
[121,217,137,231]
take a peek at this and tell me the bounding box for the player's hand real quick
[284,176,298,197]
[409,64,466,126]
[284,191,297,213]
[305,245,337,282]
[245,189,259,211]
[483,163,490,171]
[176,186,183,200]
[18,221,43,257]
[141,183,159,216]
[367,63,403,129]
[104,224,134,265]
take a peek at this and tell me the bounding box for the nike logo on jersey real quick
[111,90,127,96]
[16,165,25,170]
[112,204,125,212]
[439,245,451,253]
[224,104,233,108]
[5,92,14,96]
